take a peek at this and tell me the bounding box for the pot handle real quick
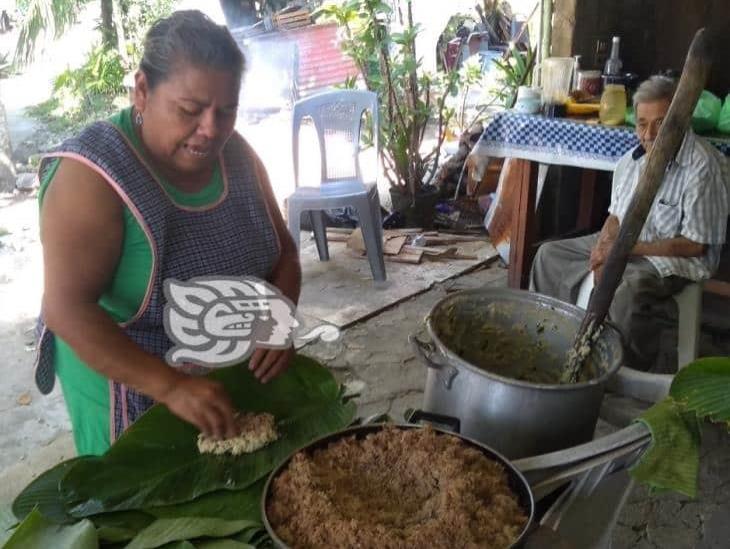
[406,409,461,434]
[409,334,459,390]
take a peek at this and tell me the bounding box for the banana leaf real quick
[631,397,701,498]
[2,508,98,549]
[0,504,18,546]
[57,355,355,517]
[92,511,156,544]
[631,357,730,497]
[13,450,267,544]
[670,357,730,423]
[230,527,270,546]
[195,541,255,549]
[12,457,95,522]
[125,517,259,549]
[146,479,265,522]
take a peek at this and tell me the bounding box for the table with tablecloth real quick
[470,111,730,288]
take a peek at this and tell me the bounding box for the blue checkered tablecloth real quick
[479,112,730,171]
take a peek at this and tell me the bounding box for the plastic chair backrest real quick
[291,89,378,187]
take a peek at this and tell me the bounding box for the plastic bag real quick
[691,90,721,133]
[718,94,730,134]
[625,106,635,127]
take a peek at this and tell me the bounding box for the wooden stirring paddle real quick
[563,28,712,383]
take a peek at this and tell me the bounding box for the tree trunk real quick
[0,98,16,193]
[112,0,128,62]
[100,0,116,49]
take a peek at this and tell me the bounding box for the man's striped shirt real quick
[608,130,729,281]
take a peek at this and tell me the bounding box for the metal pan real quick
[261,412,535,548]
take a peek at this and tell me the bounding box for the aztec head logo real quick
[163,276,338,368]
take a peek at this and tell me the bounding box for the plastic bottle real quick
[599,83,627,126]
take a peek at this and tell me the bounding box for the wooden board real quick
[296,234,500,327]
[332,227,485,264]
[383,235,407,255]
[403,245,478,261]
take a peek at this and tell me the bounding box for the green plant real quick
[492,44,536,109]
[12,1,176,157]
[14,0,174,69]
[26,90,124,137]
[54,43,126,96]
[121,0,175,65]
[13,0,85,67]
[318,0,458,199]
[453,56,486,133]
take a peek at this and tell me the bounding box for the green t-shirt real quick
[38,107,224,455]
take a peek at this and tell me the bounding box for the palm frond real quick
[14,0,81,68]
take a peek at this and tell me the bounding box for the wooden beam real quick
[552,0,577,57]
[539,0,554,67]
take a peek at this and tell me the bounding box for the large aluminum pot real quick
[262,419,535,548]
[412,288,624,459]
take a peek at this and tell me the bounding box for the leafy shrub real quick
[122,0,175,65]
[53,44,126,97]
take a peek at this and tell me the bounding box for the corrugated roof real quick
[242,23,361,100]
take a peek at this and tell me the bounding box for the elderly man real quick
[530,76,728,372]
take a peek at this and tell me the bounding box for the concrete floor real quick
[300,266,730,549]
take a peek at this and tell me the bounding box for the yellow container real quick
[599,84,627,126]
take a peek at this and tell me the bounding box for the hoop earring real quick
[135,111,143,126]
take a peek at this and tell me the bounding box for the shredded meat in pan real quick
[267,425,527,548]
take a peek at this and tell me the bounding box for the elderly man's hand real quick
[593,266,603,285]
[590,237,614,271]
[589,247,604,271]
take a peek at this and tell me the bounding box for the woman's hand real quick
[157,372,239,439]
[249,346,295,384]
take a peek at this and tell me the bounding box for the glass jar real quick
[577,70,602,96]
[599,84,627,126]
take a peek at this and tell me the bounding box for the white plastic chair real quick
[286,90,386,282]
[576,271,702,371]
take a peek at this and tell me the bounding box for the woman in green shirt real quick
[37,10,301,455]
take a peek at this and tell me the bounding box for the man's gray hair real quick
[633,76,678,109]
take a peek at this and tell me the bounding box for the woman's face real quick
[134,62,240,179]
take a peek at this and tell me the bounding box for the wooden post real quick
[0,99,15,193]
[539,0,554,71]
[551,0,577,57]
[508,160,539,289]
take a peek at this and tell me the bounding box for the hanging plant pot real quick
[389,185,440,229]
